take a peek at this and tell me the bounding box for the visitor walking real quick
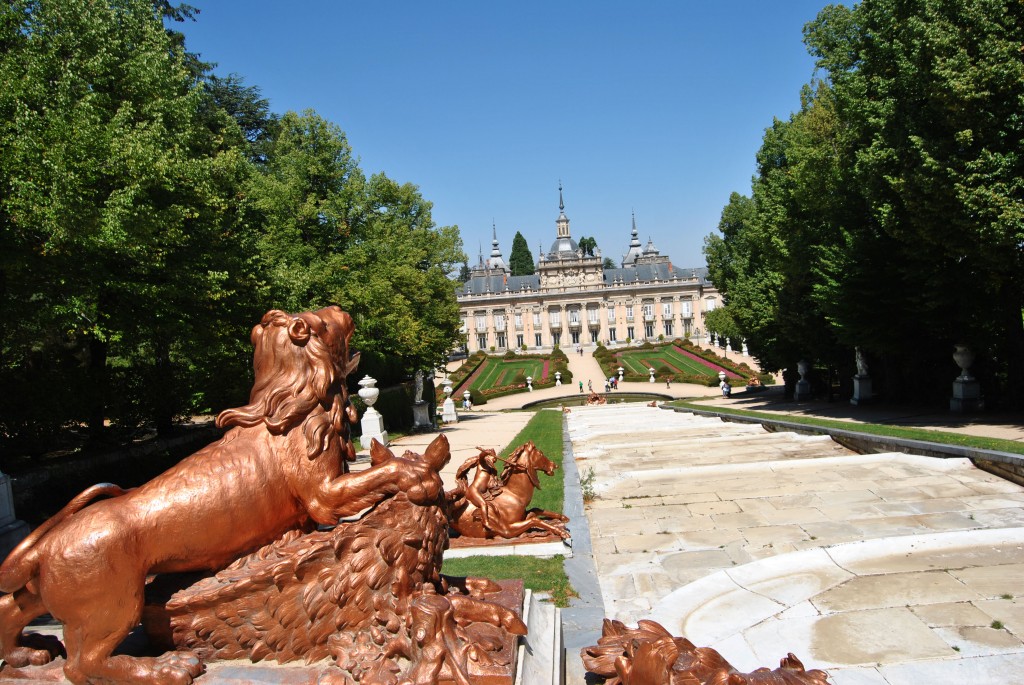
[587,380,593,392]
[579,380,583,394]
[665,376,671,389]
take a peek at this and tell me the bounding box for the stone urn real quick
[649,367,656,383]
[617,367,624,383]
[526,376,533,392]
[953,344,975,381]
[357,375,380,408]
[357,376,389,448]
[555,371,562,387]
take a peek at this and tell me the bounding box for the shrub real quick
[504,349,517,360]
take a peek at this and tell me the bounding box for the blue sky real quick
[178,1,833,269]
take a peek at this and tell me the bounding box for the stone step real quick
[516,589,562,685]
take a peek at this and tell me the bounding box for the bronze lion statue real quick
[0,306,441,685]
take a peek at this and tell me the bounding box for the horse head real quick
[503,441,557,490]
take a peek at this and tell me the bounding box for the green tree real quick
[458,261,472,283]
[602,257,616,270]
[803,0,1024,403]
[246,109,466,375]
[577,236,597,257]
[508,231,535,276]
[0,0,256,440]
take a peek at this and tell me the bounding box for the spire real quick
[555,182,570,238]
[622,210,644,267]
[488,221,509,272]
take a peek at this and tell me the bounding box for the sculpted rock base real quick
[582,619,831,685]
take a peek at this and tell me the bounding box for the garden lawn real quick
[617,347,720,377]
[469,358,546,393]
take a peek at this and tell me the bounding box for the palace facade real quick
[458,189,722,353]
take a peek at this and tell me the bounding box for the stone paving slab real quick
[567,403,1024,682]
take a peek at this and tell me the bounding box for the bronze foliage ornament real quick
[0,307,526,685]
[448,445,570,541]
[582,619,831,685]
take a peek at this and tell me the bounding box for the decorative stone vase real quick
[617,367,624,383]
[953,344,975,381]
[526,376,533,392]
[649,367,656,383]
[357,376,389,449]
[357,375,380,408]
[555,371,562,387]
[797,360,810,381]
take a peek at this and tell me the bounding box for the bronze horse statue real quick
[448,442,570,541]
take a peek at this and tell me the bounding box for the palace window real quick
[475,314,486,330]
[590,330,599,343]
[663,302,672,318]
[478,333,488,349]
[627,326,635,340]
[607,306,615,323]
[664,322,673,337]
[535,333,542,347]
[549,311,561,326]
[533,312,541,326]
[514,313,522,329]
[643,304,654,318]
[552,332,561,346]
[496,333,506,348]
[516,334,524,348]
[494,313,506,331]
[682,301,692,317]
[609,327,617,342]
[705,298,716,312]
[626,305,634,320]
[569,309,580,324]
[571,331,580,344]
[645,324,654,338]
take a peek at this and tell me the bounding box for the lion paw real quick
[153,652,204,685]
[4,644,56,667]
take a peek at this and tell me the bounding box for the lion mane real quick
[215,308,358,459]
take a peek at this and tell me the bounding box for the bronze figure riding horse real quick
[448,442,570,541]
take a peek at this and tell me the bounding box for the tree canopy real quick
[0,0,466,448]
[705,0,1024,406]
[508,231,535,276]
[577,236,598,257]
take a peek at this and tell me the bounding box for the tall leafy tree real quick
[508,231,535,275]
[803,0,1024,403]
[0,0,255,439]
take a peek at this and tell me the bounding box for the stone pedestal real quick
[0,472,29,561]
[411,401,433,430]
[851,375,872,405]
[359,407,389,450]
[795,380,811,401]
[794,360,812,401]
[950,378,982,413]
[442,397,458,424]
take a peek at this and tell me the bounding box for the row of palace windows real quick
[469,301,707,332]
[474,320,690,350]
